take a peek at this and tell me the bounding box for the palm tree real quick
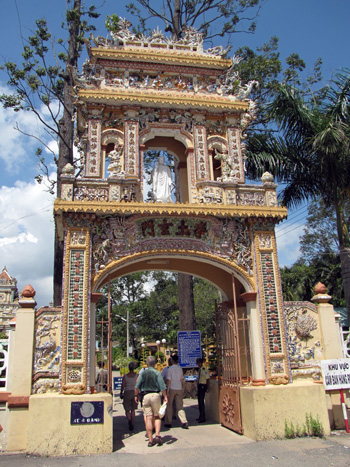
[246,69,350,324]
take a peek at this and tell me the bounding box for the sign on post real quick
[178,331,201,368]
[113,376,123,392]
[320,359,350,391]
[321,358,350,433]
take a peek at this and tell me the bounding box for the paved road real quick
[1,398,350,466]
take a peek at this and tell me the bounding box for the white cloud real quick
[0,177,55,307]
[276,223,305,267]
[0,83,59,173]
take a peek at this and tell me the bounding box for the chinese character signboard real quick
[178,331,201,368]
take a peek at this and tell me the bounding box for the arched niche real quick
[101,129,124,178]
[208,135,229,181]
[141,134,193,203]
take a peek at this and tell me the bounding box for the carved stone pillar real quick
[85,110,103,178]
[193,124,209,181]
[253,230,290,384]
[61,228,91,394]
[227,126,245,183]
[124,119,139,177]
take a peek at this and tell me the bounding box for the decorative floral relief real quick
[33,378,60,394]
[32,308,61,394]
[285,302,323,381]
[294,310,318,339]
[74,187,109,202]
[222,393,235,425]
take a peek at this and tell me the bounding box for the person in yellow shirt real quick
[196,357,209,423]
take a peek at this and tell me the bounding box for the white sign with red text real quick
[321,359,350,390]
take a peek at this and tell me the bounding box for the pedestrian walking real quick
[165,354,188,429]
[135,356,167,447]
[120,361,138,431]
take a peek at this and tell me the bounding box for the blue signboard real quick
[185,374,197,382]
[178,331,201,368]
[113,376,123,391]
[71,401,104,425]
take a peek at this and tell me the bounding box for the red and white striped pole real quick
[340,389,349,433]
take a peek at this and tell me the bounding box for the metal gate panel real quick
[216,302,243,434]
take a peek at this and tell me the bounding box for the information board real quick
[113,376,123,391]
[321,358,350,390]
[70,401,104,425]
[178,330,201,368]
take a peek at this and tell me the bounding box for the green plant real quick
[114,356,134,373]
[284,420,295,439]
[306,413,324,438]
[105,14,120,33]
[0,332,8,339]
[285,413,324,439]
[155,350,164,363]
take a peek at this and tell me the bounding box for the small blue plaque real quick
[185,374,197,382]
[71,401,104,425]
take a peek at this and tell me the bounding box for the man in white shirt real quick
[164,354,189,429]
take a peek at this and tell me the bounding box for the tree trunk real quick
[335,200,350,325]
[53,0,82,306]
[178,273,196,330]
[339,247,350,325]
[172,0,181,40]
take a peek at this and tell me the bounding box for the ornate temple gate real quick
[2,20,344,458]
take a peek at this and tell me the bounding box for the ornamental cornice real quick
[91,47,232,70]
[77,89,249,112]
[54,199,288,220]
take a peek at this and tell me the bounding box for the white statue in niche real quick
[107,144,125,178]
[151,156,172,202]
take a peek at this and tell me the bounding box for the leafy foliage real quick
[248,70,350,321]
[0,2,99,193]
[96,271,219,354]
[280,198,348,307]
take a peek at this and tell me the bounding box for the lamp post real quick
[156,338,167,371]
[115,312,141,357]
[156,340,160,365]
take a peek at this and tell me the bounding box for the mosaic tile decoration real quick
[254,230,290,384]
[61,229,90,394]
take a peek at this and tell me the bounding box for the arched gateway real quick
[54,19,292,434]
[4,21,342,457]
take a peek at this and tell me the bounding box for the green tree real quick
[0,1,99,306]
[96,272,151,355]
[249,71,350,322]
[280,198,347,306]
[194,277,220,337]
[300,198,349,264]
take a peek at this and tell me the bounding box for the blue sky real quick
[0,0,349,306]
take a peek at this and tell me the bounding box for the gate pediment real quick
[88,214,252,276]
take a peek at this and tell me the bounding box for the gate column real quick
[241,292,265,384]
